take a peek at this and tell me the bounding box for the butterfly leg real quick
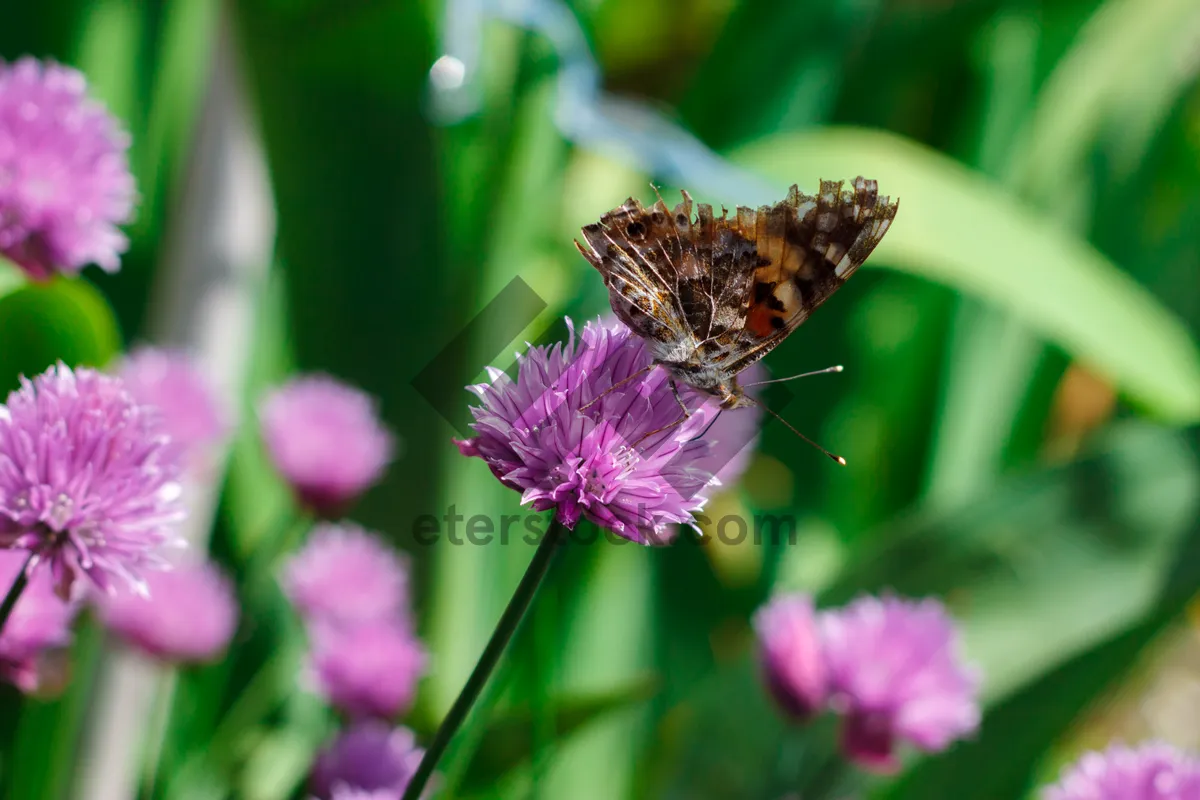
[580,364,654,412]
[631,380,691,448]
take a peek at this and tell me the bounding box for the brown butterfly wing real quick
[709,177,899,376]
[574,192,760,364]
[576,178,897,381]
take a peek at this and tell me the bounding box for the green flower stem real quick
[0,552,34,639]
[402,518,567,800]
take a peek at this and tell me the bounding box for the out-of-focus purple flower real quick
[117,348,229,475]
[0,363,185,598]
[753,593,827,721]
[307,621,426,719]
[820,594,980,772]
[310,721,424,799]
[0,549,77,693]
[260,376,394,515]
[456,317,722,544]
[1043,742,1200,800]
[325,789,397,800]
[98,558,238,663]
[283,523,410,628]
[0,57,135,280]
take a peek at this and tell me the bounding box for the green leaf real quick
[827,421,1199,700]
[0,278,122,388]
[735,128,1200,422]
[1008,0,1200,194]
[456,677,659,794]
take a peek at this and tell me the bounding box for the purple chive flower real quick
[310,721,424,800]
[754,594,828,721]
[0,549,77,693]
[260,375,395,515]
[820,594,981,772]
[117,348,229,475]
[0,363,185,598]
[0,57,135,280]
[1043,742,1200,800]
[98,558,238,663]
[283,522,410,628]
[456,317,721,544]
[307,621,426,719]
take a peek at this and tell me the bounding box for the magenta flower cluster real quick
[0,549,78,693]
[0,57,135,279]
[754,592,981,772]
[118,348,229,476]
[260,375,395,515]
[98,558,238,664]
[284,523,425,719]
[457,317,750,544]
[0,363,185,598]
[309,721,425,800]
[1043,742,1200,800]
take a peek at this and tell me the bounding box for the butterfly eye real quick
[625,221,646,238]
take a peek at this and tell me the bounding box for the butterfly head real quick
[718,383,755,410]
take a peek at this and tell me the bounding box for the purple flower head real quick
[98,558,238,663]
[283,522,410,628]
[1043,742,1200,800]
[0,549,78,692]
[307,620,426,718]
[0,57,135,280]
[820,594,981,772]
[310,721,424,799]
[118,348,229,476]
[0,363,185,598]
[456,317,722,544]
[754,593,828,721]
[260,376,394,515]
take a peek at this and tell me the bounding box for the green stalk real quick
[0,552,34,639]
[402,520,567,799]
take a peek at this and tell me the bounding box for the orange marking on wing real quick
[746,304,776,338]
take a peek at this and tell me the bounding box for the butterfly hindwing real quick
[715,177,898,376]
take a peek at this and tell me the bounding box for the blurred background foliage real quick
[1,0,1200,798]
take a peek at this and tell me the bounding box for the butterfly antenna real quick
[743,365,844,388]
[747,396,846,466]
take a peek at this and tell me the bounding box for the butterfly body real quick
[575,177,898,409]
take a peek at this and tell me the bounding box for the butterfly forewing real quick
[576,176,898,402]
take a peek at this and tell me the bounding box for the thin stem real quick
[0,552,34,639]
[402,519,567,800]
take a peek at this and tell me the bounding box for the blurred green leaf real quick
[5,620,102,800]
[1008,0,1200,196]
[457,677,658,793]
[0,278,122,387]
[737,128,1200,422]
[829,421,1198,699]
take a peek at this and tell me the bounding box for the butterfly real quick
[575,177,898,418]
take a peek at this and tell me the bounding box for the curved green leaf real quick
[736,128,1200,422]
[0,277,122,389]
